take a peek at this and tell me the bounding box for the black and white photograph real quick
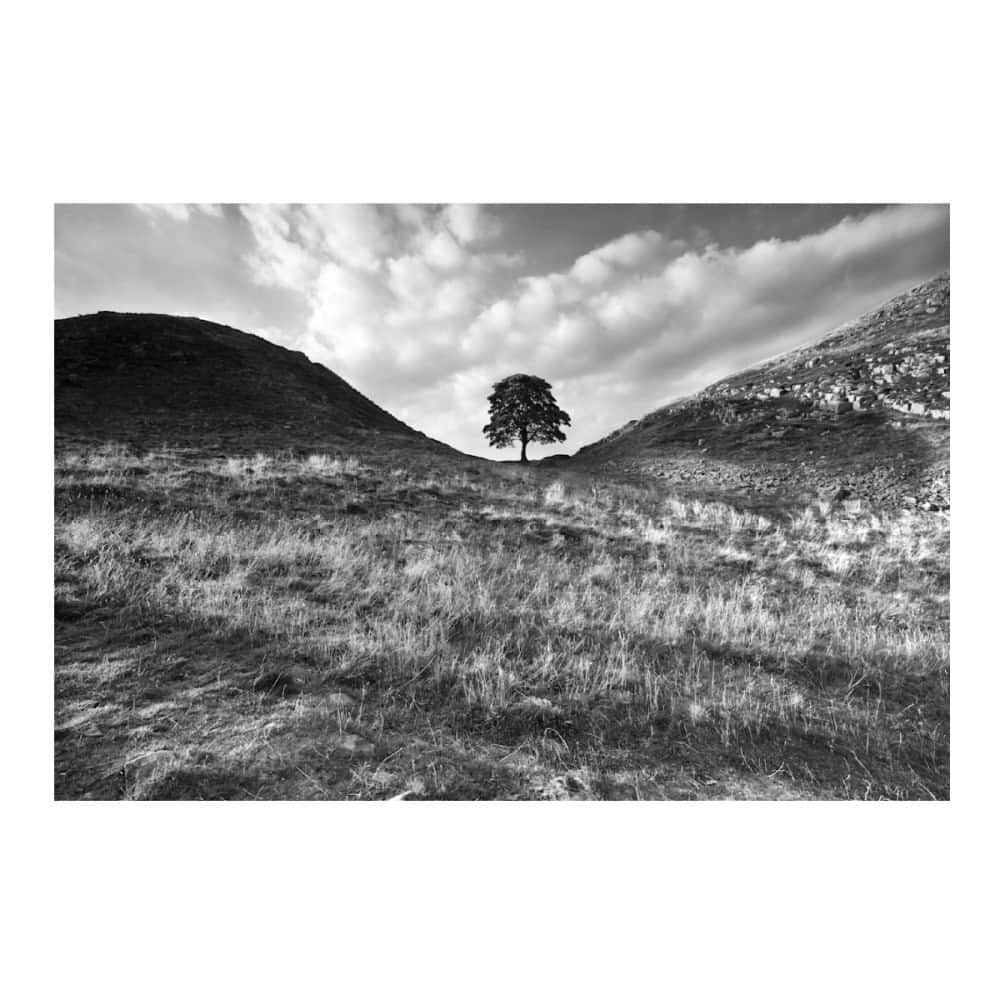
[10,3,994,997]
[53,202,950,801]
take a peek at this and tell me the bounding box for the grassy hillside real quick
[55,442,948,800]
[576,274,950,512]
[55,311,429,447]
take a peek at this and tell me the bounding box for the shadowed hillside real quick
[575,273,950,512]
[55,311,438,450]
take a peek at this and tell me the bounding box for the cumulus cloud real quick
[421,230,466,271]
[297,204,393,273]
[136,203,223,222]
[467,204,947,381]
[570,229,664,286]
[236,204,514,403]
[444,203,500,245]
[236,202,948,458]
[241,204,321,289]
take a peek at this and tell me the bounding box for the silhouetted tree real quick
[482,373,571,463]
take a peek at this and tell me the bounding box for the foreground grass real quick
[54,441,949,799]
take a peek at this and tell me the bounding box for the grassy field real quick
[54,440,949,799]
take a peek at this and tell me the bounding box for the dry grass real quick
[54,442,949,799]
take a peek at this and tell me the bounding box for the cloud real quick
[237,204,512,404]
[570,229,664,286]
[236,202,948,458]
[475,205,947,374]
[454,204,947,452]
[297,204,393,273]
[240,204,320,290]
[421,230,466,271]
[444,204,500,245]
[136,203,223,222]
[308,262,383,336]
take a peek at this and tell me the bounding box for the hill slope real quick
[55,443,948,800]
[576,273,950,511]
[55,311,428,447]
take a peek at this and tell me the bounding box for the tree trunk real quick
[520,430,528,463]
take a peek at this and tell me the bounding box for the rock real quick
[333,733,375,755]
[825,486,852,503]
[821,398,851,413]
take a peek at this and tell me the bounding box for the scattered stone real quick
[824,486,852,503]
[333,733,375,755]
[532,773,593,800]
[820,399,851,413]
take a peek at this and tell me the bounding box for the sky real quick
[54,203,950,459]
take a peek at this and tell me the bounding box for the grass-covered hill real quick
[575,273,950,512]
[55,445,948,800]
[55,311,435,450]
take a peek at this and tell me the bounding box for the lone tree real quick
[482,373,571,463]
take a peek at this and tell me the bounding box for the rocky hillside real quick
[576,274,950,511]
[706,272,949,419]
[55,312,430,448]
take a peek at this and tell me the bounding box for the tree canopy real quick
[482,373,571,462]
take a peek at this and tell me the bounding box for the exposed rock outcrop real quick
[576,274,951,511]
